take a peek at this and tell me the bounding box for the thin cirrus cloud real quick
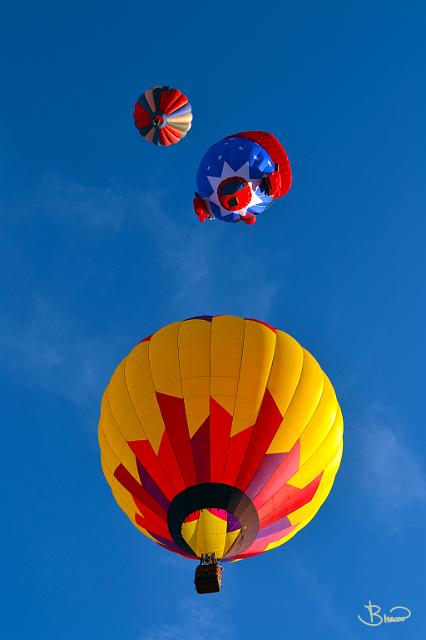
[1,173,283,411]
[138,597,235,640]
[288,551,353,639]
[38,174,126,234]
[37,173,282,318]
[357,406,426,530]
[0,291,116,412]
[116,183,282,318]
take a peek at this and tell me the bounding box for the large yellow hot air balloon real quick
[99,315,343,592]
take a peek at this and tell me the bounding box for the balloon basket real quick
[194,554,223,594]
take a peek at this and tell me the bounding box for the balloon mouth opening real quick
[167,483,259,559]
[181,508,242,558]
[152,113,166,128]
[218,177,251,211]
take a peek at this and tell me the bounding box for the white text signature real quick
[357,601,411,627]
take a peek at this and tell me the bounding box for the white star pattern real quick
[206,161,263,218]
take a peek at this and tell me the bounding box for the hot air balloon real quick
[98,316,343,593]
[193,132,292,224]
[133,86,192,146]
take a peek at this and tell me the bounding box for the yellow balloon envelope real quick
[99,315,343,565]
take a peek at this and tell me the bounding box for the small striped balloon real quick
[133,85,193,146]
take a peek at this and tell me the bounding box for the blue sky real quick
[1,1,425,638]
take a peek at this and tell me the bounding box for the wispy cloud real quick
[126,188,282,318]
[358,406,426,530]
[35,173,282,318]
[38,174,126,234]
[1,174,284,416]
[0,291,116,414]
[288,551,353,639]
[138,597,235,640]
